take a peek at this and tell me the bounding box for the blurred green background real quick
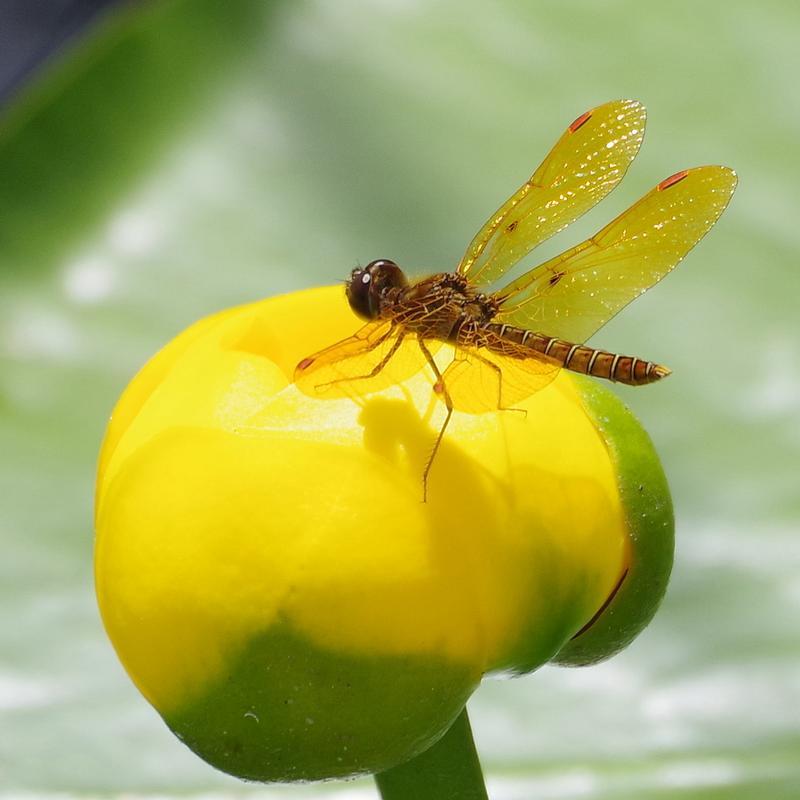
[1,0,798,798]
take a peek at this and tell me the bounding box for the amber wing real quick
[294,319,434,400]
[457,99,647,288]
[438,329,560,415]
[493,165,738,343]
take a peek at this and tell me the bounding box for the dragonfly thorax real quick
[346,259,408,320]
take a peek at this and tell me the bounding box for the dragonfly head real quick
[346,259,408,320]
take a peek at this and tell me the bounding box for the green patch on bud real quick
[164,625,478,782]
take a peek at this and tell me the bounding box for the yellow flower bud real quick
[94,286,672,782]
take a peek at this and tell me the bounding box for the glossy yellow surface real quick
[95,286,628,714]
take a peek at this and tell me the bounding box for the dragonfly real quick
[295,99,736,499]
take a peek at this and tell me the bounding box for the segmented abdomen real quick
[485,323,670,386]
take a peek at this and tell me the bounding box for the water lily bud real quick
[95,286,673,782]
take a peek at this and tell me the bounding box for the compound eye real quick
[345,267,377,320]
[363,259,407,291]
[366,259,398,273]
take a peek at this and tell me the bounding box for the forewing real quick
[457,99,647,288]
[439,331,560,415]
[294,319,435,400]
[494,166,737,343]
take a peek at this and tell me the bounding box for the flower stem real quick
[374,707,489,800]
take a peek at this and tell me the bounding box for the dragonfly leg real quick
[418,340,453,502]
[466,349,527,417]
[317,329,404,390]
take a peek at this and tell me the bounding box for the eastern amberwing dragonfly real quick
[295,99,736,498]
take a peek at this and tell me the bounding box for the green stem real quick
[374,707,489,800]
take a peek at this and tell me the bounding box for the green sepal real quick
[553,377,674,666]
